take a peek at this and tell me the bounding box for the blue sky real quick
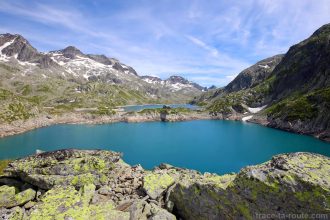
[0,0,329,87]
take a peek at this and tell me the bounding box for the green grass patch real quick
[266,95,318,121]
[0,89,14,100]
[0,102,34,122]
[93,106,115,116]
[36,84,52,93]
[138,107,192,115]
[21,85,32,96]
[0,160,12,175]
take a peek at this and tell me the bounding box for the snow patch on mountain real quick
[0,37,16,62]
[258,64,270,69]
[242,115,253,121]
[248,105,267,113]
[0,37,16,52]
[167,82,193,91]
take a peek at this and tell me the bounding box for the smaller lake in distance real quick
[0,120,329,174]
[122,104,200,112]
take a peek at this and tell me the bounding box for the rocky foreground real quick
[0,149,329,220]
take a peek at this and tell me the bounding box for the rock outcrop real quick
[0,149,329,219]
[170,152,330,219]
[3,149,123,190]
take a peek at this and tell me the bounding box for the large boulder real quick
[143,172,175,200]
[169,152,330,220]
[0,185,36,208]
[148,203,176,220]
[231,152,330,216]
[0,206,24,220]
[29,184,130,220]
[128,199,176,220]
[169,172,237,219]
[2,149,125,189]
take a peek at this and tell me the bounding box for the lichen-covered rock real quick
[231,152,330,217]
[0,185,36,208]
[29,184,129,220]
[169,173,238,220]
[143,172,175,200]
[128,199,176,220]
[129,199,150,220]
[169,152,330,220]
[0,185,15,204]
[148,203,176,220]
[0,206,24,220]
[23,201,36,209]
[3,149,124,189]
[0,149,329,220]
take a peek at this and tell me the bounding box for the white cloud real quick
[0,0,329,87]
[0,2,83,31]
[226,74,238,81]
[186,35,219,57]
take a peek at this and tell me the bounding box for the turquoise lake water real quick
[123,104,199,112]
[0,120,329,174]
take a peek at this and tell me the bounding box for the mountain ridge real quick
[193,23,330,141]
[0,32,206,125]
[225,54,284,93]
[0,33,206,115]
[0,33,204,92]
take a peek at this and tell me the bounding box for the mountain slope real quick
[191,54,284,106]
[262,24,330,139]
[225,54,284,93]
[193,23,330,141]
[0,33,204,94]
[269,24,330,101]
[0,33,205,123]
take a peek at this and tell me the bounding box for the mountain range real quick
[0,33,205,122]
[0,33,205,92]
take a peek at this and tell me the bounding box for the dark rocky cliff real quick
[262,24,330,140]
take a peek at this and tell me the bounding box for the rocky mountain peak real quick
[56,46,84,59]
[310,23,330,37]
[166,75,190,84]
[0,33,20,44]
[0,33,39,62]
[87,54,113,65]
[166,75,206,91]
[225,54,284,92]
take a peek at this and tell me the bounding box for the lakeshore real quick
[0,109,329,143]
[0,110,214,138]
